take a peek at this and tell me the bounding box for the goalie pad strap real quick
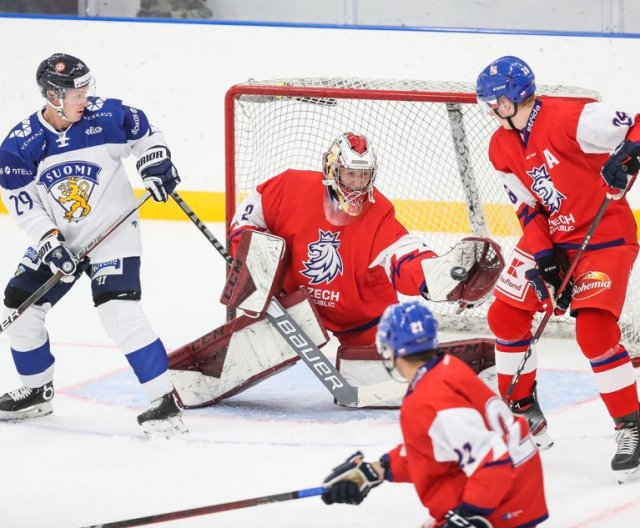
[219,230,288,317]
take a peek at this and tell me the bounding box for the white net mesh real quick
[227,77,640,356]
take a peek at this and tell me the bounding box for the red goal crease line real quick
[2,191,640,239]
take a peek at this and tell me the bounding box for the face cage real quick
[333,166,376,215]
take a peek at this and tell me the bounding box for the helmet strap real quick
[44,90,71,122]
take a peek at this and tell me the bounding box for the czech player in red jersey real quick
[476,55,640,482]
[321,300,549,528]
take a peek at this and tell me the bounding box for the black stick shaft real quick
[504,196,610,400]
[83,487,326,528]
[0,192,151,335]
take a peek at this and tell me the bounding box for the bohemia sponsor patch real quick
[572,271,612,300]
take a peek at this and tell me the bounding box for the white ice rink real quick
[1,214,640,528]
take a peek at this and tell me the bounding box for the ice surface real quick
[1,216,639,528]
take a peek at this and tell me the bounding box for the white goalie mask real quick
[322,132,377,223]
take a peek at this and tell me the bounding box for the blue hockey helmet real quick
[475,56,536,115]
[376,301,438,364]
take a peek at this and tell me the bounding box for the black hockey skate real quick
[137,391,188,437]
[612,419,640,484]
[510,383,554,450]
[0,382,54,421]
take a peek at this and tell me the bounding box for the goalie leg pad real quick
[337,338,496,408]
[219,230,288,317]
[170,288,329,407]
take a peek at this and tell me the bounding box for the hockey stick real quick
[504,195,612,400]
[170,191,402,407]
[0,191,152,335]
[83,486,326,528]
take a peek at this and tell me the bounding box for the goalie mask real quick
[322,132,377,224]
[36,53,95,121]
[376,301,438,373]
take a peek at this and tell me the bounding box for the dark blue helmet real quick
[36,53,93,99]
[476,56,536,114]
[376,301,438,361]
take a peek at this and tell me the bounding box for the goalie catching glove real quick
[321,451,384,505]
[421,237,504,308]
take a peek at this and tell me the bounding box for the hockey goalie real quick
[169,132,504,407]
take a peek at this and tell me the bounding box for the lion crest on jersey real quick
[37,161,101,223]
[301,230,343,285]
[527,164,566,212]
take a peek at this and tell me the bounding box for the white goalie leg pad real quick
[337,346,406,408]
[220,230,287,317]
[421,239,478,301]
[170,289,329,407]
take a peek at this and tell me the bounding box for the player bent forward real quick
[168,132,503,408]
[321,301,549,527]
[0,53,185,436]
[476,55,640,482]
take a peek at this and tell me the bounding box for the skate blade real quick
[614,465,640,485]
[533,430,554,451]
[140,415,188,439]
[0,402,53,422]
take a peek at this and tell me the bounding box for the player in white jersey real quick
[0,53,185,436]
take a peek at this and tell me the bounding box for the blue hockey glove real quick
[136,146,181,202]
[441,507,493,528]
[526,268,571,317]
[37,229,79,283]
[601,139,640,196]
[321,451,383,505]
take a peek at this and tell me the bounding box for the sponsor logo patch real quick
[572,271,612,300]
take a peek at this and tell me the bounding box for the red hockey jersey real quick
[385,354,548,527]
[229,169,435,337]
[488,98,639,258]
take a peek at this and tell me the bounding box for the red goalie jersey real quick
[229,169,436,344]
[384,354,548,527]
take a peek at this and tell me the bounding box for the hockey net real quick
[225,78,640,358]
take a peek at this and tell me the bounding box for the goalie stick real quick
[0,191,152,335]
[82,486,326,528]
[170,191,404,407]
[504,194,612,400]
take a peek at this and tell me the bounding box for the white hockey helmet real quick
[322,132,377,218]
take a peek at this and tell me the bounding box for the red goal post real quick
[224,78,640,358]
